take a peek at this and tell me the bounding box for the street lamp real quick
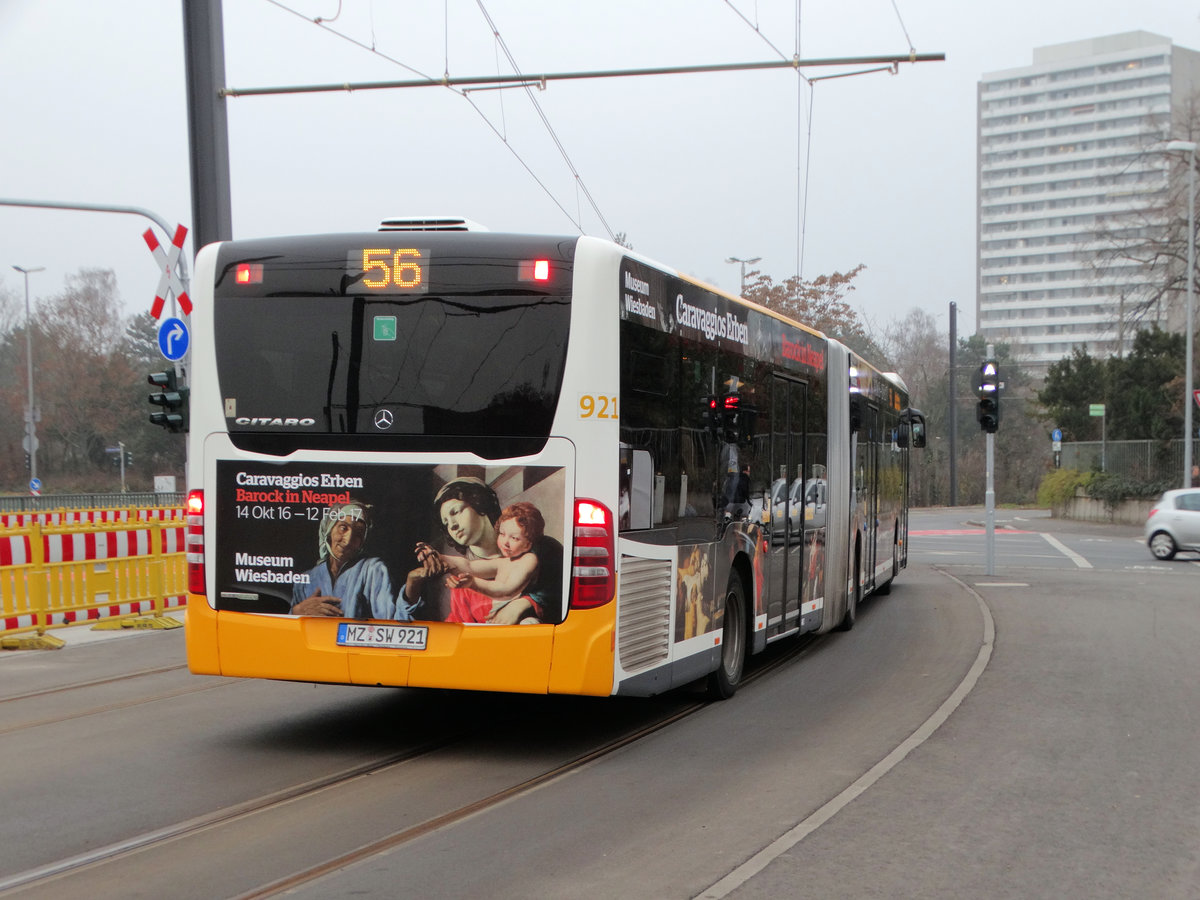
[12,265,44,487]
[725,256,761,295]
[1166,140,1196,488]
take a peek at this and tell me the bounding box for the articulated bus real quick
[184,220,925,699]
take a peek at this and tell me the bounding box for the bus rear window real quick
[213,236,573,453]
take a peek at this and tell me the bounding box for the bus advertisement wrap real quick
[620,258,825,376]
[215,461,566,626]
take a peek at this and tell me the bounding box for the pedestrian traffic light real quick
[977,359,1000,434]
[148,370,189,433]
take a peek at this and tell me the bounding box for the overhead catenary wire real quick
[252,3,941,242]
[722,0,814,280]
[890,0,917,57]
[721,0,933,280]
[473,0,615,240]
[222,54,944,96]
[261,0,598,235]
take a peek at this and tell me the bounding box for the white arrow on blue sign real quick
[157,317,190,361]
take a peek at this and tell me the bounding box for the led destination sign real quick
[348,248,431,294]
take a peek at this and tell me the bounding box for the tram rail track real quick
[239,637,816,899]
[0,663,226,737]
[0,663,189,706]
[0,635,817,899]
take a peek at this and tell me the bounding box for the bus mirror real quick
[900,407,927,449]
[911,419,926,448]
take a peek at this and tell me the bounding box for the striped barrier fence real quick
[0,507,185,529]
[1,507,186,648]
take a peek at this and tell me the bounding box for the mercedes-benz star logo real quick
[374,409,394,430]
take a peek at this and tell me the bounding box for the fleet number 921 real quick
[579,394,618,419]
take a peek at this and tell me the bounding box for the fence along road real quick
[0,504,185,645]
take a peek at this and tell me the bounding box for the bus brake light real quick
[235,263,263,285]
[186,489,206,595]
[570,498,614,609]
[518,259,551,282]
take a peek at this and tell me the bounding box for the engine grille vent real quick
[617,556,672,672]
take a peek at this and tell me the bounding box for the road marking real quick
[911,529,1032,535]
[1040,533,1092,568]
[976,582,1029,587]
[698,569,995,899]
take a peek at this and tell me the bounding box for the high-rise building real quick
[977,31,1200,375]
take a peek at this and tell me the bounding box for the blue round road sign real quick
[1051,428,1063,442]
[30,477,42,494]
[158,317,190,361]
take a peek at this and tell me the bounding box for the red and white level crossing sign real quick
[1195,389,1200,410]
[143,224,192,318]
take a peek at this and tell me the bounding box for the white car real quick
[1144,488,1200,560]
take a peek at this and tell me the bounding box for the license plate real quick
[336,622,428,650]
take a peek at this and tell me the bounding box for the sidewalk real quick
[940,505,1143,539]
[0,610,185,658]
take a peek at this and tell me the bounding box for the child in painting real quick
[421,501,547,625]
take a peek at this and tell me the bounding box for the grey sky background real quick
[2,1,1198,341]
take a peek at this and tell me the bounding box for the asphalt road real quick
[719,508,1200,898]
[1,508,1196,898]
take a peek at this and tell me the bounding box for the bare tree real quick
[740,264,889,361]
[0,278,21,338]
[1091,97,1200,341]
[22,269,142,488]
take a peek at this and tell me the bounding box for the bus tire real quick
[837,547,860,631]
[706,574,747,700]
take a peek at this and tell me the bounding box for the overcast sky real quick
[2,1,1199,340]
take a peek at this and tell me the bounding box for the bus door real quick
[864,403,880,586]
[767,376,806,637]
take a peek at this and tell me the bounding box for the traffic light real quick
[149,370,189,433]
[124,450,134,467]
[24,452,30,471]
[977,359,1000,433]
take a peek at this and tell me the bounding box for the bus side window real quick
[619,446,655,530]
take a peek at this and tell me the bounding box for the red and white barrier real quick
[48,600,159,626]
[0,534,31,567]
[43,530,152,563]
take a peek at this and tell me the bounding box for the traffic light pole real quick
[985,430,995,576]
[984,343,996,576]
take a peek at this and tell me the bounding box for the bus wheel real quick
[837,549,860,631]
[706,574,747,700]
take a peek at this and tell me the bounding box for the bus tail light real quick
[570,498,615,609]
[186,489,206,595]
[517,259,551,282]
[234,262,263,284]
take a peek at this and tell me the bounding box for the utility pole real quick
[182,0,233,251]
[948,300,957,506]
[13,265,44,488]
